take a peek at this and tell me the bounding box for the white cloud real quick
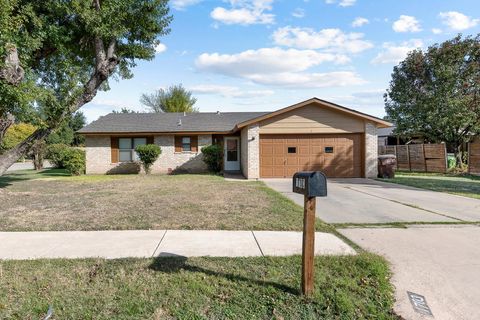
[432,28,442,34]
[210,0,275,25]
[191,84,274,98]
[392,15,422,32]
[352,17,369,27]
[439,11,479,30]
[195,47,365,88]
[371,39,423,64]
[171,0,202,10]
[326,0,356,7]
[246,71,365,88]
[155,43,167,54]
[196,47,349,76]
[272,26,373,53]
[292,8,305,18]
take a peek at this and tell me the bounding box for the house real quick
[78,98,391,178]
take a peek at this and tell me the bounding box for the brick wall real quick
[364,122,378,178]
[239,124,260,179]
[85,134,211,175]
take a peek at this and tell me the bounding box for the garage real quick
[259,134,363,178]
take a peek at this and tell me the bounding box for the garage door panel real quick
[260,134,363,178]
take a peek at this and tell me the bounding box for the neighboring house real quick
[78,98,391,178]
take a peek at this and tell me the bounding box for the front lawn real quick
[0,254,398,319]
[0,169,332,232]
[377,171,480,199]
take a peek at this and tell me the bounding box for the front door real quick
[224,137,240,171]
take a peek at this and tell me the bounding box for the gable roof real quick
[78,97,392,134]
[235,97,392,129]
[78,112,268,134]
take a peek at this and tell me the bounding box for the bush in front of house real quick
[201,144,223,173]
[47,143,70,168]
[63,148,86,176]
[135,144,161,174]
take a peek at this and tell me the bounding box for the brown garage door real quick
[260,134,363,178]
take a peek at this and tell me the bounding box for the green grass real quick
[0,254,398,319]
[377,171,480,199]
[0,169,332,232]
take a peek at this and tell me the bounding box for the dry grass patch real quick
[0,169,332,232]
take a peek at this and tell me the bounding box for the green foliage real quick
[140,84,198,113]
[0,0,172,164]
[385,35,480,166]
[63,148,85,176]
[46,143,70,168]
[0,123,36,152]
[135,144,161,174]
[112,108,139,114]
[46,111,86,146]
[201,144,223,173]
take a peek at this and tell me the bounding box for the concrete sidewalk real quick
[0,230,355,260]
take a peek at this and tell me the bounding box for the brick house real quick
[78,98,391,178]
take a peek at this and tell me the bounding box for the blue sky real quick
[83,0,480,122]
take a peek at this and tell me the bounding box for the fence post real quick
[407,145,411,171]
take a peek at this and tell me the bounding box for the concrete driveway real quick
[262,178,480,223]
[263,178,480,319]
[341,225,480,320]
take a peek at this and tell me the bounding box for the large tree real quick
[385,35,480,166]
[0,0,171,175]
[140,84,198,113]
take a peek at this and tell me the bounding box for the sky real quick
[83,0,480,123]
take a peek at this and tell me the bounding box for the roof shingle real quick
[78,112,269,134]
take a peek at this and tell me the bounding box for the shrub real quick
[135,144,161,174]
[47,144,70,168]
[201,144,223,173]
[63,148,85,176]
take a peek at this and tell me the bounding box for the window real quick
[287,147,297,154]
[182,137,191,152]
[325,146,334,153]
[118,137,147,162]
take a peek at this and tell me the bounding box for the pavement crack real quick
[251,231,264,257]
[342,186,464,222]
[151,230,168,258]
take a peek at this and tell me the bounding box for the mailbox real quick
[292,171,327,197]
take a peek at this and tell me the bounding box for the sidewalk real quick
[0,230,355,260]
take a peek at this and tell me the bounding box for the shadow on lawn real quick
[0,168,69,188]
[149,255,299,295]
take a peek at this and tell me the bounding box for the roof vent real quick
[177,118,182,126]
[183,111,186,116]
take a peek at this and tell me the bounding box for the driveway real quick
[264,178,480,319]
[262,178,480,223]
[341,225,480,320]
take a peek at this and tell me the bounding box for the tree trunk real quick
[0,128,51,175]
[32,140,46,170]
[0,113,15,145]
[455,143,464,168]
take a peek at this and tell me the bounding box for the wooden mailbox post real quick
[293,171,328,297]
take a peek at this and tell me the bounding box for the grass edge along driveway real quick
[377,171,480,200]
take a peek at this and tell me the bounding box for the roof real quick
[235,98,392,129]
[78,112,268,134]
[78,97,392,134]
[378,126,396,137]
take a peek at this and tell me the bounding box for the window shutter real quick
[111,137,119,163]
[147,136,154,145]
[191,136,198,152]
[175,136,182,152]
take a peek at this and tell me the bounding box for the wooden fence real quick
[468,142,480,175]
[378,144,447,173]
